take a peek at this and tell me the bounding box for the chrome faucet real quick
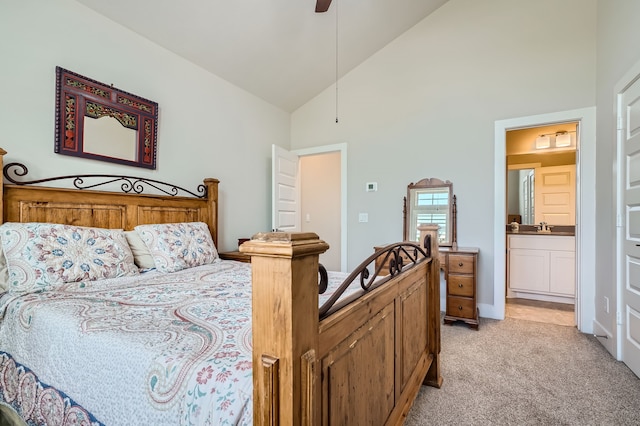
[537,222,551,232]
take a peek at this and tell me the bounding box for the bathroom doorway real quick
[504,123,578,326]
[493,107,596,333]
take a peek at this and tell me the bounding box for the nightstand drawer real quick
[447,275,474,297]
[448,254,475,274]
[446,296,475,319]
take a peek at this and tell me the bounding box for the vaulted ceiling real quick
[75,0,449,112]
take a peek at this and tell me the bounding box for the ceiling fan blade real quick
[315,0,332,13]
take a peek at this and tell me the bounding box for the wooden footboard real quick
[242,232,442,425]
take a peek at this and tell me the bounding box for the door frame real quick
[493,107,596,333]
[293,143,348,272]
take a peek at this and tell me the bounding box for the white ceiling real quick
[74,0,449,112]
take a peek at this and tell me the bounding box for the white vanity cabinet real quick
[507,234,575,302]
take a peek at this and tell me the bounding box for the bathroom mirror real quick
[403,178,456,247]
[507,168,535,224]
[54,66,158,169]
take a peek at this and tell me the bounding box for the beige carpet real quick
[405,315,640,425]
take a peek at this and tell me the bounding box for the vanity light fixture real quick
[555,131,571,147]
[535,135,551,149]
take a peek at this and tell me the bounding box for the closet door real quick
[621,74,640,377]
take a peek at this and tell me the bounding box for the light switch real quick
[366,182,378,192]
[305,213,311,222]
[359,213,369,223]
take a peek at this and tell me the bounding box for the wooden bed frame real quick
[0,148,442,425]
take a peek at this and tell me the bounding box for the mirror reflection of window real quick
[83,116,137,161]
[409,187,450,244]
[507,168,535,225]
[520,169,534,225]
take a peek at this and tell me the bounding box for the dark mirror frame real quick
[403,177,457,248]
[54,66,158,169]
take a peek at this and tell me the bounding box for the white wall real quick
[593,1,640,356]
[0,0,290,252]
[291,0,597,314]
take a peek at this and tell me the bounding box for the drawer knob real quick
[458,305,463,310]
[458,283,463,288]
[458,262,463,267]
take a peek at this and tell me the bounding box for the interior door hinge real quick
[617,213,624,228]
[617,115,624,131]
[617,310,623,325]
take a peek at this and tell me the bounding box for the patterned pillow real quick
[134,222,218,273]
[0,223,139,294]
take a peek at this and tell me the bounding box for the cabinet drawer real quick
[508,235,575,251]
[447,275,474,297]
[446,296,475,319]
[448,254,475,274]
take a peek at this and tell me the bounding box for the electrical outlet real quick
[358,213,369,223]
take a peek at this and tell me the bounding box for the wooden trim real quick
[258,355,280,426]
[301,350,317,425]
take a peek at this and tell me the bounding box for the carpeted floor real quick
[405,315,640,425]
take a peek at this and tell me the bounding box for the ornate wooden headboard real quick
[0,149,220,247]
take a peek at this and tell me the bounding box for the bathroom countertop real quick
[506,230,575,236]
[506,225,575,236]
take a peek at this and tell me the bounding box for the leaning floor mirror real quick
[403,177,457,249]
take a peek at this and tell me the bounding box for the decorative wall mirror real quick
[54,67,158,169]
[403,177,457,248]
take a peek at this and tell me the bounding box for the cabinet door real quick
[509,248,549,293]
[549,250,575,296]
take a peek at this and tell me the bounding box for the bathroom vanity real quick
[507,231,575,304]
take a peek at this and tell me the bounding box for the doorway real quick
[493,107,596,333]
[272,143,348,272]
[504,124,578,326]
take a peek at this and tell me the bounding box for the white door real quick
[621,75,640,376]
[272,144,300,232]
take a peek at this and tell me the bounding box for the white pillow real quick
[124,230,156,270]
[0,222,139,294]
[0,243,8,293]
[134,222,218,273]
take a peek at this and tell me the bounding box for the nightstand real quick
[442,247,479,329]
[218,251,251,263]
[373,245,413,275]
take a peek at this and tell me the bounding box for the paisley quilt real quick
[0,260,350,425]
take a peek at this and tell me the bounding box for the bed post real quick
[0,148,5,225]
[202,178,219,248]
[419,224,443,388]
[240,232,329,426]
